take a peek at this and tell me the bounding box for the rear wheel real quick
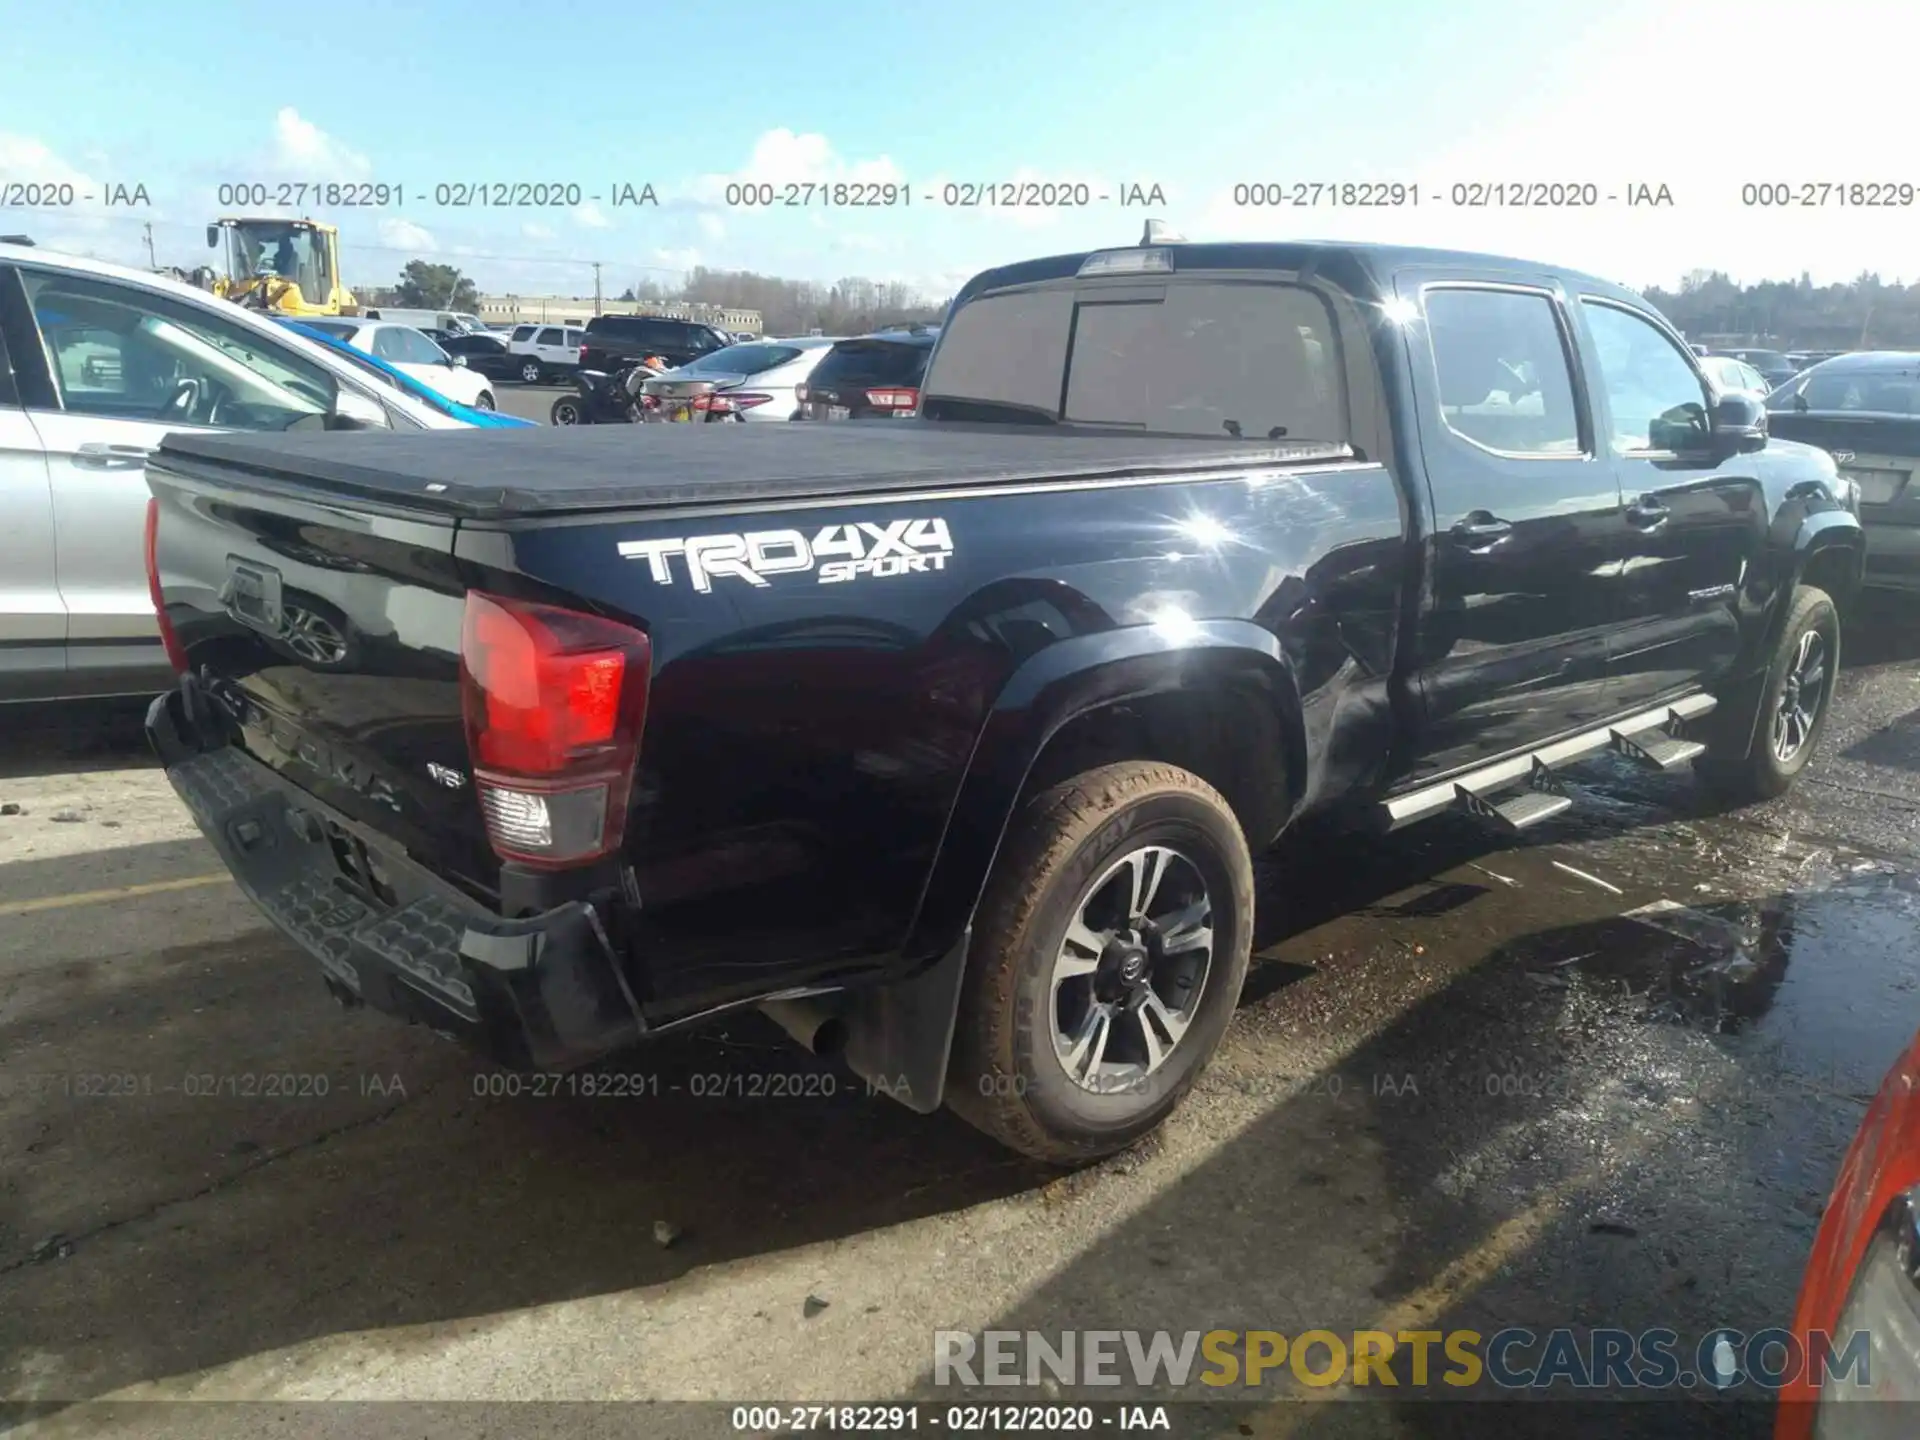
[945,762,1254,1165]
[1697,584,1840,803]
[519,359,543,384]
[550,397,582,425]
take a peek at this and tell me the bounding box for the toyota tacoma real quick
[144,235,1864,1163]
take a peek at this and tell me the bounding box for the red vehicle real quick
[1777,1029,1920,1435]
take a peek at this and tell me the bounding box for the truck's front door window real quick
[1580,301,1711,455]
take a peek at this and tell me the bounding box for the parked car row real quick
[550,324,943,427]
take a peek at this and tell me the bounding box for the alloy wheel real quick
[1048,844,1214,1094]
[1771,628,1829,763]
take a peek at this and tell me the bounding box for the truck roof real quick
[154,423,1355,522]
[951,240,1651,312]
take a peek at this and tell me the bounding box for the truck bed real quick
[153,422,1354,520]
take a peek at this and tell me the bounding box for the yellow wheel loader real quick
[199,217,359,317]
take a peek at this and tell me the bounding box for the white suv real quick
[506,323,586,384]
[0,241,473,704]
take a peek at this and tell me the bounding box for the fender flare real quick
[1720,514,1864,757]
[900,618,1307,967]
[1771,511,1865,649]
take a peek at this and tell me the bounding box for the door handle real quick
[1626,497,1670,529]
[73,442,151,470]
[1450,512,1513,544]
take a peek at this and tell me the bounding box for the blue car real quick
[276,318,535,428]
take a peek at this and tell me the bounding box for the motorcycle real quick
[549,357,668,425]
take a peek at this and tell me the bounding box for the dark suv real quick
[797,325,940,420]
[578,314,733,372]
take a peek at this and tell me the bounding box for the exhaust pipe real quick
[759,997,848,1058]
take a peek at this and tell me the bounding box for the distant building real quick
[469,294,762,332]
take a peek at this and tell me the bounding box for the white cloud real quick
[378,216,436,251]
[269,108,371,178]
[0,134,118,246]
[0,132,100,187]
[650,247,700,274]
[688,129,904,206]
[522,221,557,241]
[572,202,612,230]
[697,213,726,242]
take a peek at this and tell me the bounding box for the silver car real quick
[0,241,480,704]
[641,337,839,423]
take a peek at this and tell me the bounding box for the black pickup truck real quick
[143,237,1864,1164]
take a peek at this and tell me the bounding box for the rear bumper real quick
[146,678,648,1071]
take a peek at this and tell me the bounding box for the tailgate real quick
[145,453,500,901]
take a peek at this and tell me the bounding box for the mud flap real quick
[839,927,971,1115]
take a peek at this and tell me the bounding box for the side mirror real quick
[449,354,468,369]
[330,388,392,430]
[1710,392,1768,456]
[206,224,219,249]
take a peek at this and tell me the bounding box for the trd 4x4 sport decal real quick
[618,519,954,592]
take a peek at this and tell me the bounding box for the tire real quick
[1696,584,1840,803]
[519,359,543,384]
[472,390,495,411]
[944,761,1254,1165]
[550,397,582,425]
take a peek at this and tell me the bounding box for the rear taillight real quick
[866,387,920,410]
[143,497,188,674]
[578,344,587,362]
[699,392,773,414]
[794,384,810,403]
[458,591,652,871]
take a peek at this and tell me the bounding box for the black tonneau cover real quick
[153,422,1355,521]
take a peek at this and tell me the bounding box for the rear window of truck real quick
[925,281,1349,442]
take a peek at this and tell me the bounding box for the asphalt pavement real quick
[3,596,1919,1438]
[494,382,568,425]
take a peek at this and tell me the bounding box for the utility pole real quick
[142,222,155,268]
[592,261,602,316]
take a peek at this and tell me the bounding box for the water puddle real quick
[1533,868,1920,1089]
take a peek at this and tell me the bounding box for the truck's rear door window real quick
[1426,288,1583,455]
[927,281,1348,441]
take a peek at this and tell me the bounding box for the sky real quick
[2,0,1913,303]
